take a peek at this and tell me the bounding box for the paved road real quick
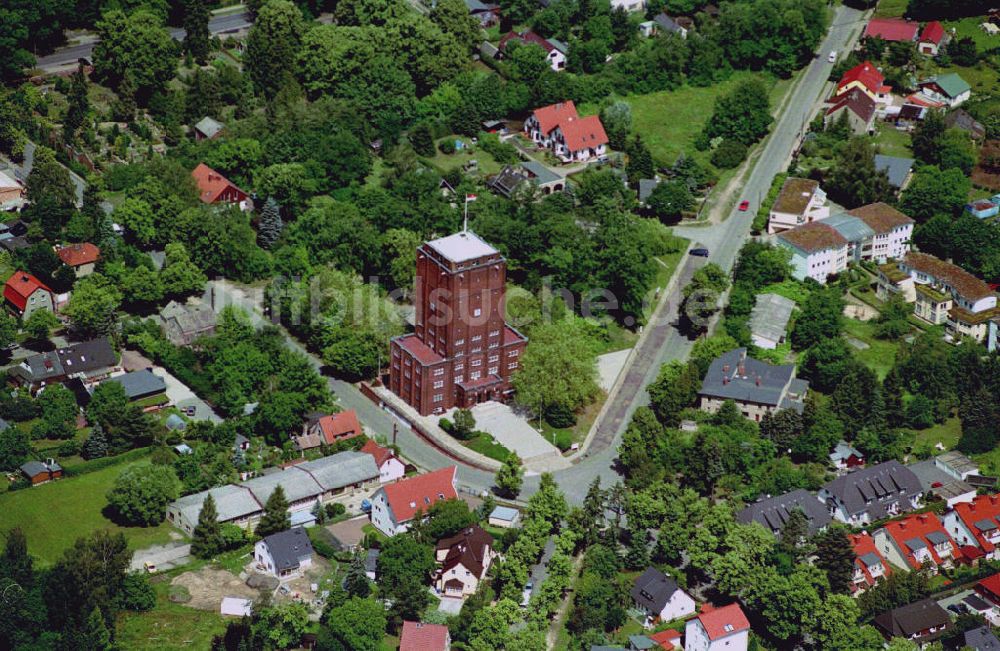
[34,10,252,72]
[201,4,868,506]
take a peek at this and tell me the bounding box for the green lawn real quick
[841,318,900,380]
[0,456,176,565]
[906,418,962,455]
[945,17,1000,54]
[872,124,912,158]
[116,579,228,650]
[579,72,774,167]
[875,0,908,17]
[464,432,514,462]
[759,279,813,306]
[425,137,505,176]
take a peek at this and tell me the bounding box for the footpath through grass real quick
[0,455,175,565]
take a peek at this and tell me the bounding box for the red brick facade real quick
[389,232,527,415]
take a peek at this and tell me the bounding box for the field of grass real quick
[873,124,912,158]
[116,578,228,650]
[906,417,963,454]
[875,0,907,18]
[841,318,900,380]
[0,455,176,565]
[760,279,813,305]
[945,17,1000,53]
[464,432,514,462]
[425,137,505,176]
[579,72,772,167]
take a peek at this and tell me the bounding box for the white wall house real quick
[629,567,697,629]
[254,528,314,579]
[776,222,849,284]
[767,177,830,234]
[369,466,458,536]
[684,603,750,651]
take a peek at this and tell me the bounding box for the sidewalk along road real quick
[546,3,869,505]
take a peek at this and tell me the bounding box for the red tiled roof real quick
[530,101,579,136]
[882,512,955,570]
[56,242,100,267]
[837,61,885,95]
[864,18,919,42]
[4,271,52,311]
[360,438,394,468]
[558,114,608,153]
[400,621,450,651]
[313,410,362,445]
[850,532,891,591]
[649,629,682,650]
[191,162,246,204]
[953,494,1000,555]
[696,603,750,640]
[906,92,945,108]
[920,21,945,45]
[977,573,1000,603]
[382,466,457,524]
[395,334,445,366]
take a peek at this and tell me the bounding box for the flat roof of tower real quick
[425,231,499,263]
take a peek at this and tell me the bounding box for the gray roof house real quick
[749,293,795,350]
[874,155,915,191]
[100,369,167,401]
[155,300,217,347]
[736,488,832,536]
[820,460,923,525]
[165,451,379,534]
[653,14,688,38]
[193,116,225,140]
[489,162,563,199]
[965,626,1000,650]
[945,109,986,140]
[629,567,696,628]
[638,178,658,205]
[365,548,380,580]
[11,337,117,389]
[255,527,314,578]
[698,348,809,419]
[873,598,949,641]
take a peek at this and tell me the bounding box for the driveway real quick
[131,541,191,573]
[325,516,369,550]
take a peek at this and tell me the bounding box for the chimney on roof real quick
[723,364,730,373]
[738,364,745,376]
[918,514,927,523]
[755,376,761,386]
[899,521,906,530]
[991,495,998,506]
[723,376,729,385]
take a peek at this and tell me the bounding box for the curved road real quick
[211,4,867,505]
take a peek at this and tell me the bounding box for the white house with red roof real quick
[684,603,750,651]
[863,18,919,43]
[433,525,497,598]
[360,439,405,483]
[523,101,609,162]
[849,532,891,594]
[370,466,458,536]
[4,271,54,319]
[400,621,450,651]
[944,494,1000,560]
[191,163,250,211]
[874,512,958,574]
[918,21,947,56]
[834,61,892,103]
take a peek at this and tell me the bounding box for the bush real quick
[306,527,338,559]
[545,404,577,429]
[711,139,748,169]
[553,430,573,452]
[478,133,520,165]
[438,418,454,434]
[8,477,31,491]
[220,523,248,550]
[120,573,156,611]
[325,502,346,519]
[439,139,456,155]
[57,440,81,457]
[0,394,40,422]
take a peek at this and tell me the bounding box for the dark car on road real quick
[690,248,710,257]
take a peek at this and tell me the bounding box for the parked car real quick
[521,582,533,607]
[738,200,750,211]
[690,248,710,257]
[828,51,837,63]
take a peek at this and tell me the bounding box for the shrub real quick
[545,404,577,429]
[57,440,81,457]
[439,139,456,155]
[220,523,248,550]
[553,430,573,452]
[325,502,346,519]
[438,418,454,434]
[120,573,156,611]
[711,139,748,169]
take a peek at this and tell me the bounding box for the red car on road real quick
[738,200,750,211]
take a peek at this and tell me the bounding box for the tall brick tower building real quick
[389,231,527,415]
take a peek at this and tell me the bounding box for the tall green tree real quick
[63,62,90,143]
[93,10,178,100]
[343,551,371,598]
[256,484,291,536]
[703,77,772,145]
[245,0,304,97]
[256,197,284,249]
[625,134,655,184]
[182,0,211,64]
[106,464,179,526]
[25,146,75,210]
[63,273,122,338]
[826,137,893,208]
[495,453,523,498]
[191,493,224,559]
[0,527,33,588]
